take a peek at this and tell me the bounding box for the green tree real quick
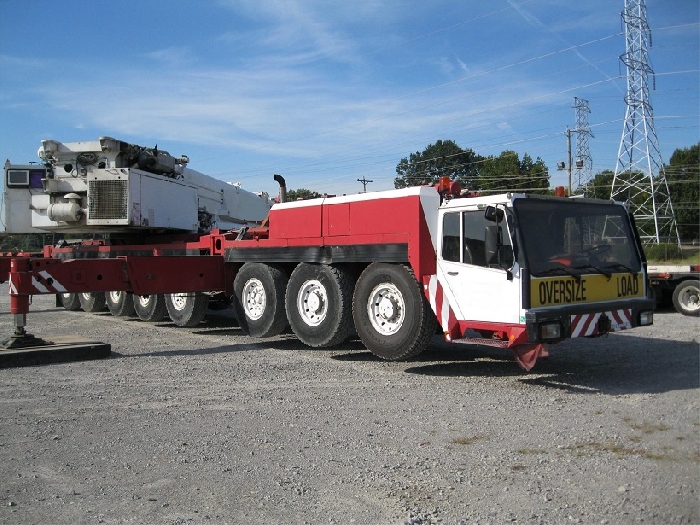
[478,150,549,194]
[580,170,615,200]
[665,143,699,242]
[394,140,482,189]
[285,188,322,201]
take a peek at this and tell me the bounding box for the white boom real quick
[2,137,272,234]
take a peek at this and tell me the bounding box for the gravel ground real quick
[0,294,697,525]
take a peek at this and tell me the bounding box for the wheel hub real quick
[170,293,189,311]
[243,279,266,320]
[368,283,405,335]
[297,279,327,326]
[137,295,151,308]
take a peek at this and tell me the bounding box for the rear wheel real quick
[165,293,209,327]
[232,263,288,338]
[60,293,81,311]
[352,263,436,360]
[133,294,168,322]
[672,280,700,316]
[79,292,107,313]
[106,291,136,317]
[285,263,354,348]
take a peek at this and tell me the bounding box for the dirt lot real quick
[0,295,698,525]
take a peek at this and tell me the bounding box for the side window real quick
[442,212,461,262]
[462,212,487,266]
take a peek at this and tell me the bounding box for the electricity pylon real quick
[573,97,593,192]
[612,0,679,245]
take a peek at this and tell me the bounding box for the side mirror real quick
[484,205,504,223]
[485,223,514,274]
[485,224,501,265]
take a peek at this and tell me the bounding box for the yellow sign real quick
[530,273,643,308]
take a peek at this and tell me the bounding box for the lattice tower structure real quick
[573,97,593,192]
[613,0,679,245]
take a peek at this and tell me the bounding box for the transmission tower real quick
[573,97,593,191]
[612,0,679,245]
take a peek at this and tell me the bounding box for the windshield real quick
[513,198,642,277]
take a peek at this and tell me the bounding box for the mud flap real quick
[512,343,549,371]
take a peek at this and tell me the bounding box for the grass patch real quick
[564,440,681,462]
[450,435,487,445]
[517,448,548,455]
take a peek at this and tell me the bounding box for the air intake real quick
[88,179,128,221]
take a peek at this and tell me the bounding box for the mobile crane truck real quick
[1,137,655,370]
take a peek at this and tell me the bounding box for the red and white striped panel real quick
[570,309,632,338]
[424,275,461,342]
[9,270,68,295]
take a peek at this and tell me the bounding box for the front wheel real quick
[672,280,700,316]
[79,292,107,313]
[285,263,354,348]
[133,294,168,322]
[106,291,136,317]
[352,263,436,361]
[165,293,209,327]
[232,263,288,338]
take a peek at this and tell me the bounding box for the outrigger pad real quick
[0,335,111,368]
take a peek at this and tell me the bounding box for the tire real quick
[133,294,168,322]
[671,280,700,317]
[59,293,81,311]
[106,291,137,317]
[165,293,209,327]
[78,292,107,313]
[232,263,288,338]
[352,263,437,361]
[285,263,355,348]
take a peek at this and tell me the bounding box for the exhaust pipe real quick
[274,174,287,203]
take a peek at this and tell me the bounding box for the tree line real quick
[580,143,699,242]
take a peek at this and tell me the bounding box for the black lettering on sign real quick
[617,274,639,297]
[538,278,588,305]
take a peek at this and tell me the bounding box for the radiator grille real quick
[88,179,128,220]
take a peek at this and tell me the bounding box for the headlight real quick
[539,322,561,340]
[639,311,653,326]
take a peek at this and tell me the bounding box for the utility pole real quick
[613,0,679,245]
[557,128,574,196]
[357,177,373,193]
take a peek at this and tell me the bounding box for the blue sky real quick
[1,0,697,198]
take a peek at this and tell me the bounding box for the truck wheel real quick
[165,293,209,327]
[79,292,107,313]
[672,280,700,316]
[133,294,168,322]
[285,263,354,348]
[59,293,81,311]
[233,263,288,338]
[106,291,137,317]
[352,263,436,361]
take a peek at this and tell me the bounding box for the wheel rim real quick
[81,293,93,300]
[137,295,151,308]
[170,293,189,312]
[109,291,122,303]
[367,282,405,336]
[296,279,327,327]
[242,279,266,321]
[681,287,700,312]
[61,293,72,300]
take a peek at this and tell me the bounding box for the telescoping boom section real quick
[3,185,654,370]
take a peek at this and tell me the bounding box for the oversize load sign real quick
[530,273,643,308]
